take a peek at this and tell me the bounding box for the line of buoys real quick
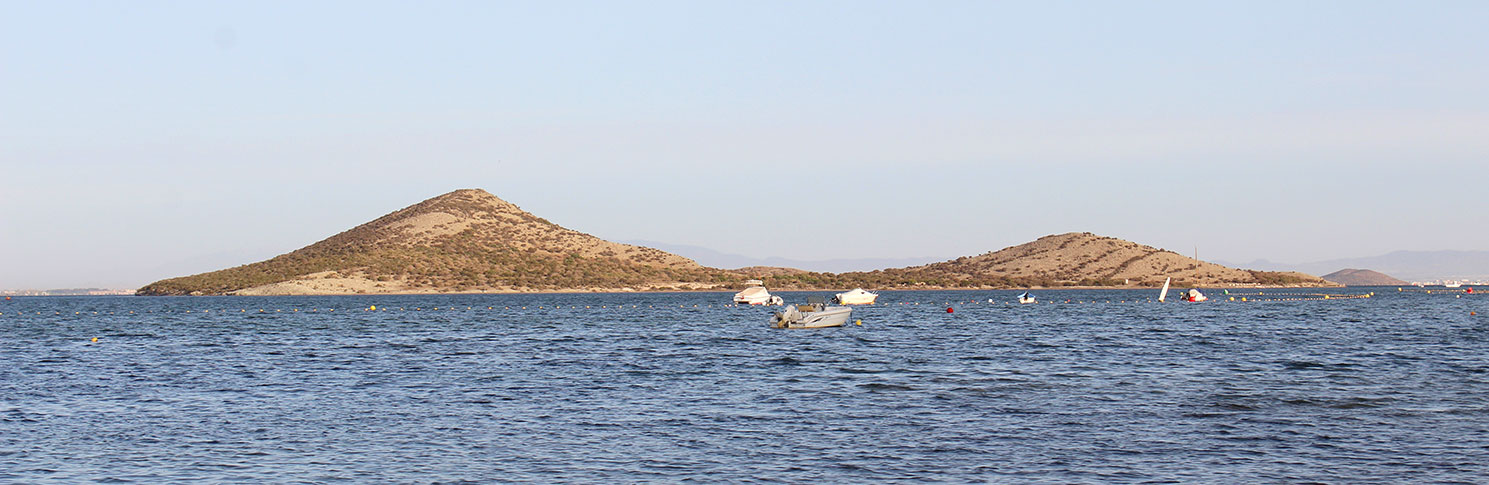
[1397,287,1478,294]
[1228,293,1373,302]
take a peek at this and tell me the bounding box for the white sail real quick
[1158,277,1171,302]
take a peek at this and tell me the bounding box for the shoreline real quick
[133,283,1351,297]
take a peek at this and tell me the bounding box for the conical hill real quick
[137,189,728,295]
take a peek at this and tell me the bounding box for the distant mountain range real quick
[1,288,134,296]
[1219,250,1489,282]
[621,241,946,273]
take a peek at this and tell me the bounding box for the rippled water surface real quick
[3,289,1487,482]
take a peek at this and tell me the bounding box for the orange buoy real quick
[945,307,954,313]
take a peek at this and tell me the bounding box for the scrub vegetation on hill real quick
[139,189,733,295]
[138,191,1333,296]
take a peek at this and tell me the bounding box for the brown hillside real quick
[138,195,1331,295]
[303,189,698,268]
[762,232,1331,289]
[901,232,1328,287]
[923,232,1247,285]
[138,189,731,295]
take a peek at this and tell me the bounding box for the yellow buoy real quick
[91,337,98,343]
[370,305,377,311]
[854,319,862,326]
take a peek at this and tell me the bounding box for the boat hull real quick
[833,295,877,305]
[770,306,853,329]
[733,286,781,305]
[832,288,878,305]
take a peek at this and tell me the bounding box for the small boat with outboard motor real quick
[769,296,853,329]
[1017,291,1036,304]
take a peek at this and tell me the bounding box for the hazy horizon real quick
[5,1,1488,289]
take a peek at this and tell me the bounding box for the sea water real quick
[2,289,1485,482]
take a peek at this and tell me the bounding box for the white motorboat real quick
[734,286,782,305]
[1445,281,1463,288]
[770,296,852,329]
[832,288,878,305]
[1017,292,1036,304]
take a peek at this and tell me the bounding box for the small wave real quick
[1280,360,1356,371]
[1182,412,1236,418]
[858,382,914,391]
[1284,396,1393,409]
[1213,402,1260,411]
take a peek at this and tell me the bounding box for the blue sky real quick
[3,1,1487,289]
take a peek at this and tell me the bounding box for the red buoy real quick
[945,307,954,313]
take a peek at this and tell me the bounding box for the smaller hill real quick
[732,266,809,277]
[1321,269,1408,286]
[761,232,1332,289]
